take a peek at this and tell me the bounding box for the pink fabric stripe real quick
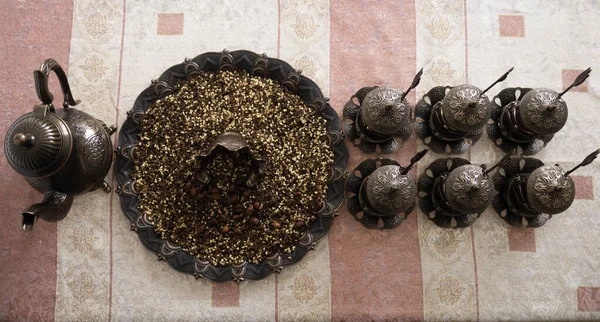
[578,287,600,312]
[0,1,74,321]
[572,175,594,199]
[211,283,240,307]
[329,0,422,320]
[507,227,536,252]
[157,13,184,35]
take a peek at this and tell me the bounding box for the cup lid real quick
[526,165,575,214]
[360,87,412,135]
[518,88,568,135]
[365,164,416,214]
[444,164,493,214]
[440,84,491,133]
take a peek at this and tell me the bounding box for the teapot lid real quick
[440,84,491,133]
[365,164,416,214]
[526,165,575,214]
[4,106,72,178]
[360,87,412,135]
[518,88,568,135]
[444,164,493,214]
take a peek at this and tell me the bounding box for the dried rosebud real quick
[294,220,305,229]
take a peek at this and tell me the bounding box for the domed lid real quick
[518,88,568,135]
[526,165,575,214]
[4,108,72,178]
[360,87,412,135]
[365,164,416,214]
[445,164,493,214]
[440,84,491,133]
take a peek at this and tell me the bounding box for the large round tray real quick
[114,50,348,282]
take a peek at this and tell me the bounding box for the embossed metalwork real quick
[415,86,483,154]
[417,158,486,229]
[343,86,413,154]
[5,110,72,178]
[487,86,571,155]
[526,165,575,214]
[3,59,115,231]
[486,87,554,155]
[345,158,416,230]
[443,85,490,131]
[492,157,550,228]
[114,50,348,282]
[361,87,411,135]
[519,88,568,135]
[445,164,493,214]
[366,165,416,214]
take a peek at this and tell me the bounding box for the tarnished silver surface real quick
[343,87,413,154]
[365,164,416,214]
[518,88,568,136]
[360,87,412,135]
[3,58,115,231]
[526,165,575,214]
[440,84,491,133]
[444,164,493,214]
[5,110,72,178]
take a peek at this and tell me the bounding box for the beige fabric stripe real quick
[55,0,124,320]
[109,0,279,320]
[415,0,479,321]
[276,0,332,321]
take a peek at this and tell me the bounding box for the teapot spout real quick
[21,191,74,231]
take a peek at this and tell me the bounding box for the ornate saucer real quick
[486,87,554,155]
[417,157,483,228]
[415,86,483,154]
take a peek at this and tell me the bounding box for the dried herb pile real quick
[133,70,333,265]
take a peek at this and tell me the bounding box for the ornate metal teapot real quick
[4,59,116,231]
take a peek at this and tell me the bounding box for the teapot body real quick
[24,108,113,194]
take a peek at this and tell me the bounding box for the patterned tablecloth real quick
[1,0,599,321]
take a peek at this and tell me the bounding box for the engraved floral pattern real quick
[80,55,108,82]
[435,276,464,306]
[366,89,408,129]
[84,13,108,38]
[532,167,574,208]
[371,168,412,209]
[451,169,491,208]
[426,16,452,41]
[293,14,319,39]
[67,272,94,302]
[448,88,489,126]
[525,91,567,130]
[292,273,318,304]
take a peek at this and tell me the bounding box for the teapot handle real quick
[33,58,80,109]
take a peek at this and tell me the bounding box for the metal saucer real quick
[486,87,554,155]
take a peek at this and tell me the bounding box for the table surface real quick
[1,0,599,321]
